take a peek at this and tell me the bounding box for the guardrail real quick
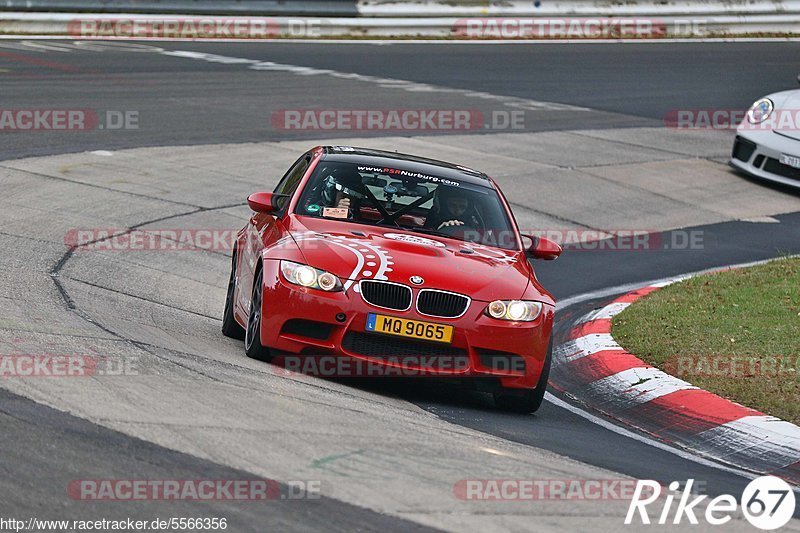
[0,1,359,16]
[0,1,798,38]
[360,0,800,17]
[4,0,800,17]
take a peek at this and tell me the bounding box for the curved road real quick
[0,40,799,531]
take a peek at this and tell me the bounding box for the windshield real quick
[294,160,519,250]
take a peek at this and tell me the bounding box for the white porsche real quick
[730,75,800,189]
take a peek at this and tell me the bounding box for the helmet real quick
[320,169,364,205]
[432,186,472,216]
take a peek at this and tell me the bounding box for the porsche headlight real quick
[746,98,774,124]
[485,300,543,322]
[280,260,343,292]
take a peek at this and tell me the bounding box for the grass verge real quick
[612,257,800,425]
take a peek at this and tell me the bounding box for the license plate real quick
[365,313,454,344]
[780,154,800,169]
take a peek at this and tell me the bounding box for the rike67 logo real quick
[626,477,796,530]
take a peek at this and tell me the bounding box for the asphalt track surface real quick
[1,40,799,530]
[2,40,800,160]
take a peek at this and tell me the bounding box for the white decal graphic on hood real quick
[289,232,394,291]
[382,232,446,248]
[463,244,517,264]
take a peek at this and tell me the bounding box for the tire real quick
[493,338,552,414]
[221,249,246,340]
[244,266,272,361]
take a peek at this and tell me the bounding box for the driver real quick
[425,187,482,231]
[328,171,363,211]
[302,168,364,218]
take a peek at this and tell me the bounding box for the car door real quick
[237,152,313,315]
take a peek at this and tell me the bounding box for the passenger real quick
[425,187,482,231]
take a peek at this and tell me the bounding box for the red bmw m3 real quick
[222,146,561,412]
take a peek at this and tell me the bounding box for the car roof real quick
[321,146,494,188]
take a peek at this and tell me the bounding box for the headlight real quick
[485,300,543,322]
[746,98,774,124]
[280,260,343,292]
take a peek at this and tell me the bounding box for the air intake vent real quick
[360,280,412,311]
[417,289,470,318]
[732,136,756,162]
[476,349,526,374]
[763,157,800,180]
[280,319,333,340]
[343,331,468,361]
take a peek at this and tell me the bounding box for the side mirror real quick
[522,235,562,260]
[247,192,276,213]
[797,73,800,85]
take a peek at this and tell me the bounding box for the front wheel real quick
[493,339,552,414]
[244,267,272,361]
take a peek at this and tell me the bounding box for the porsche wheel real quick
[493,339,552,414]
[221,249,245,340]
[244,267,272,361]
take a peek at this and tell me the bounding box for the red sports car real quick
[222,146,561,412]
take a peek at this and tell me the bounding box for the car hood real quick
[767,89,800,141]
[284,216,535,302]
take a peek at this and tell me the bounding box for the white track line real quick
[161,49,590,112]
[546,392,800,493]
[547,254,800,486]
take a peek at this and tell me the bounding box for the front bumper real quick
[257,260,553,389]
[729,129,800,189]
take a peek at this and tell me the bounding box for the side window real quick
[273,155,311,213]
